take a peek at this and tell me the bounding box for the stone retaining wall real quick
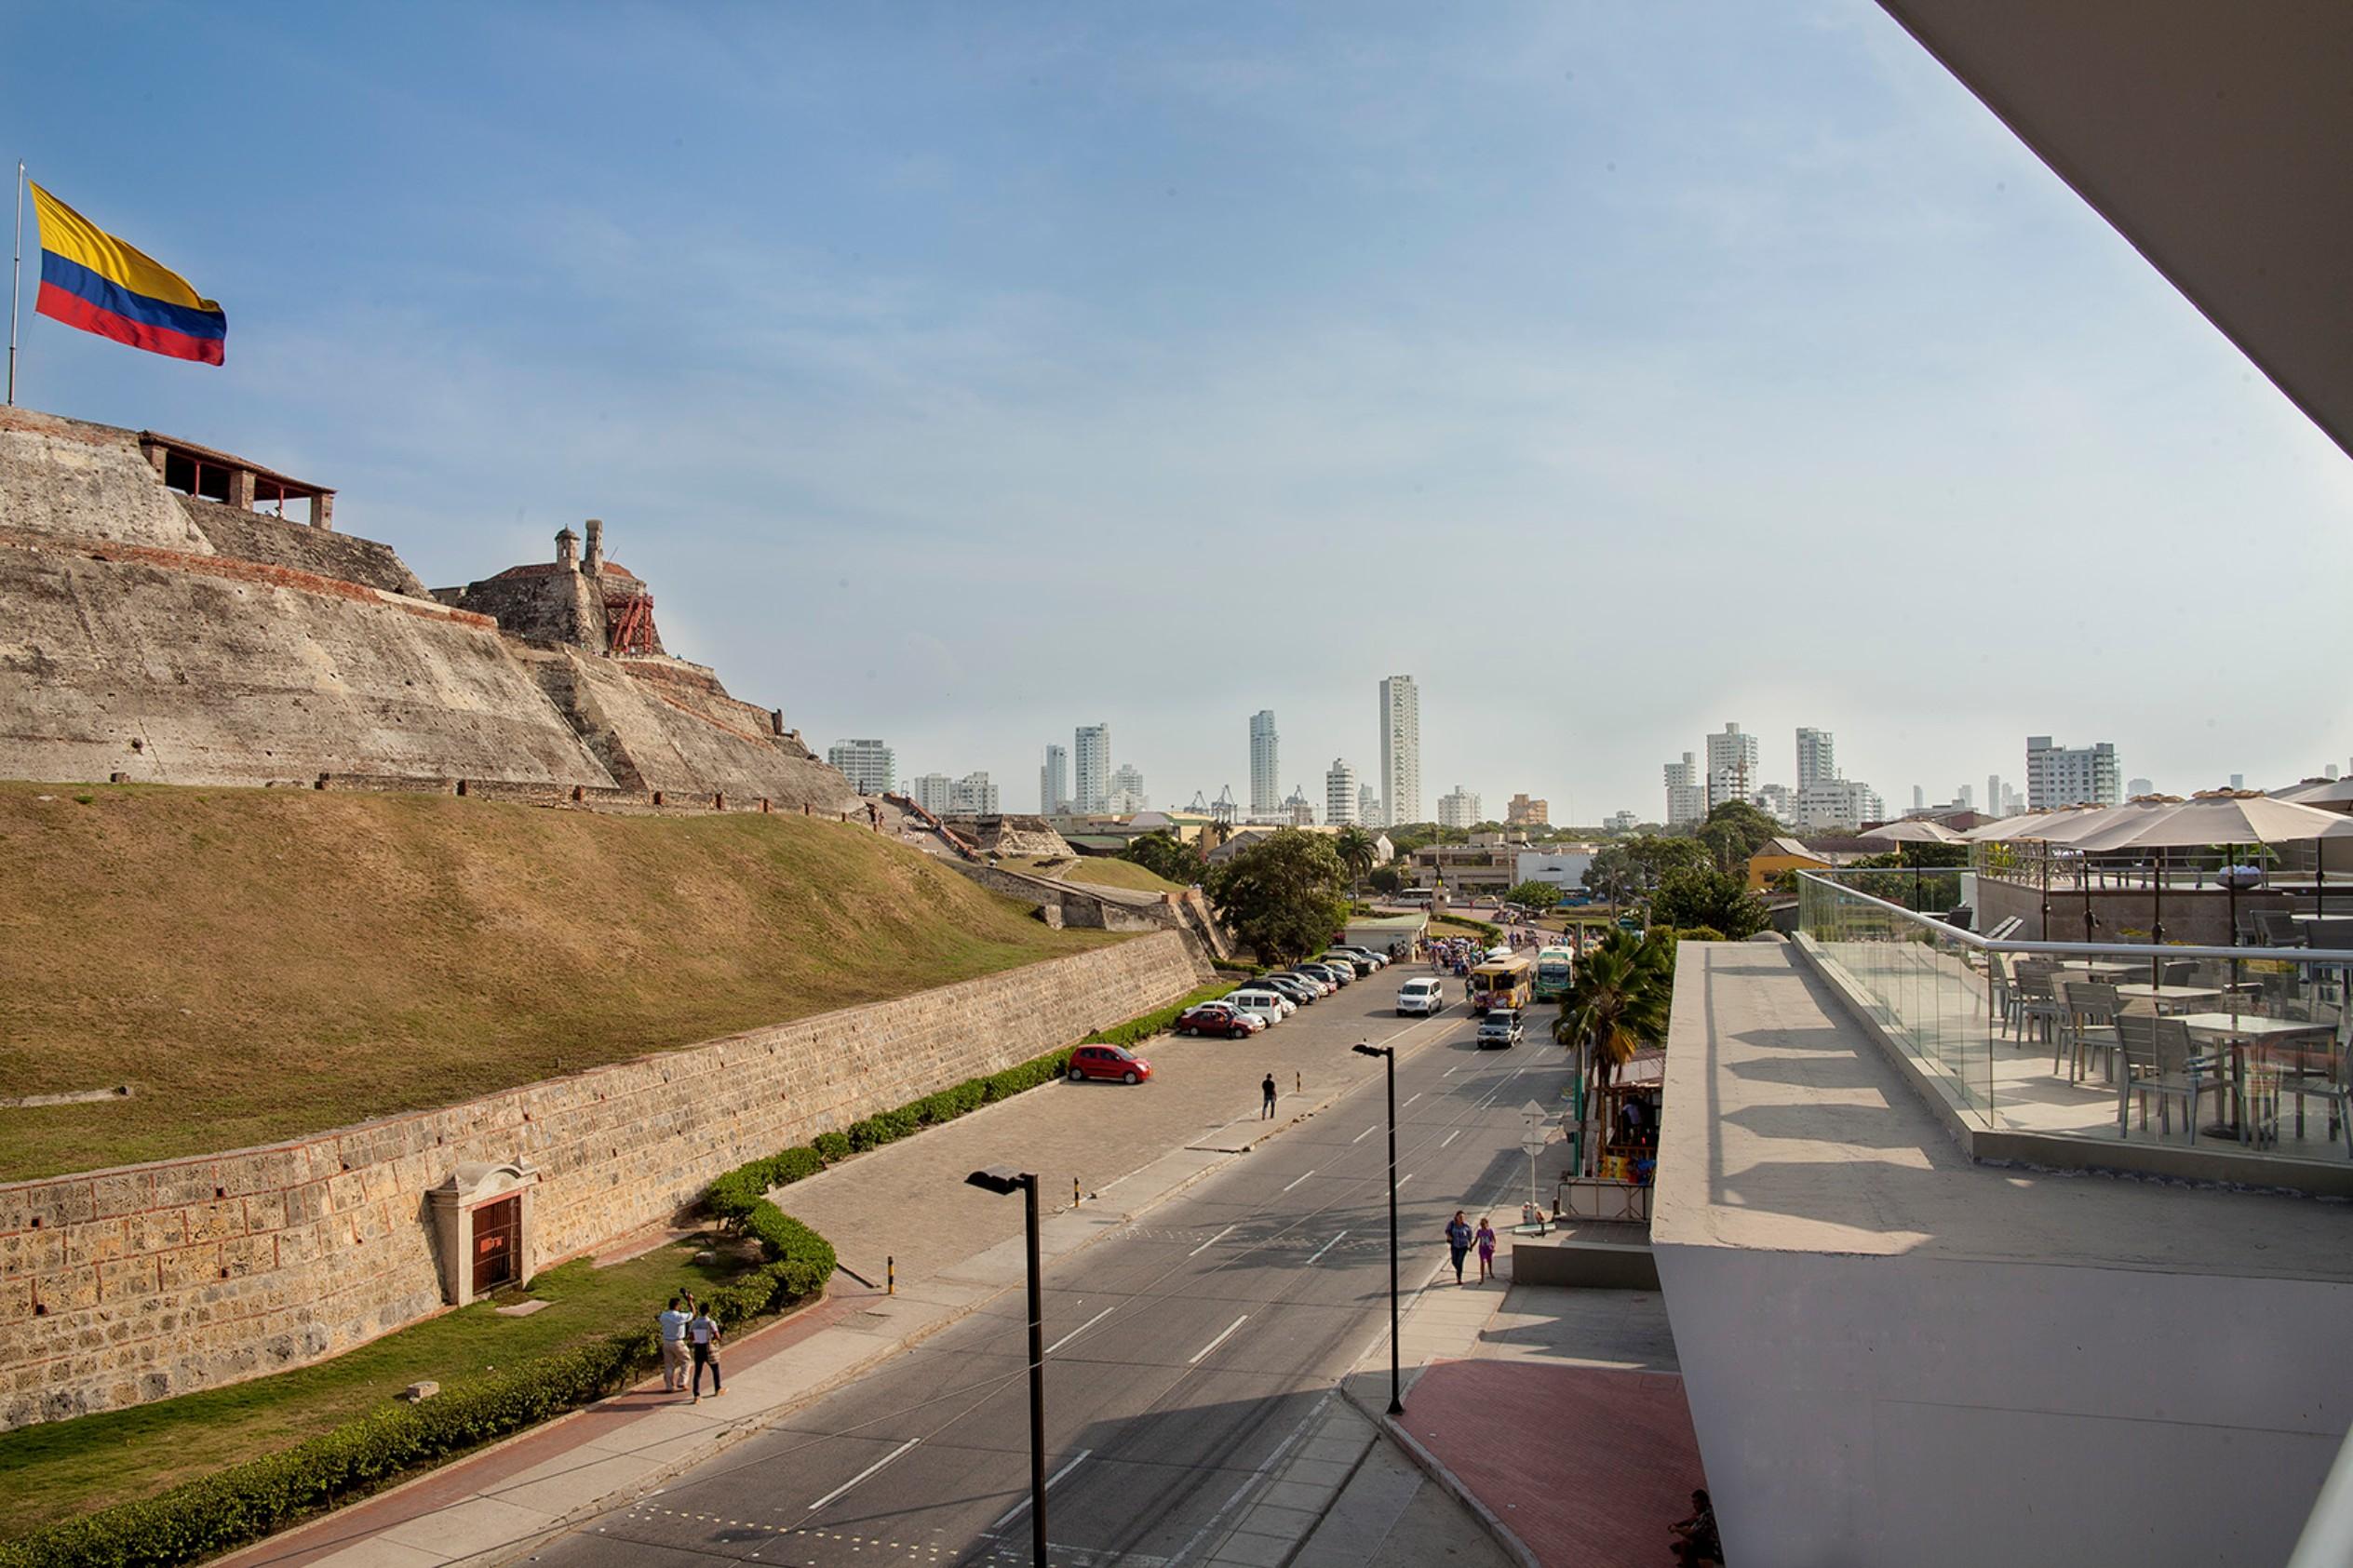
[0,931,1208,1430]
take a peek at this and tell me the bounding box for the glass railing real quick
[1796,871,2353,1173]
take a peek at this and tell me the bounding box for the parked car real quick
[1068,1043,1152,1083]
[1298,962,1352,988]
[1276,970,1336,997]
[1227,988,1294,1024]
[1317,952,1376,976]
[1260,974,1320,1006]
[1395,977,1446,1016]
[1329,945,1389,970]
[1176,1002,1261,1039]
[1476,1009,1525,1050]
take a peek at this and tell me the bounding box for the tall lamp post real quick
[1350,1042,1405,1415]
[966,1166,1046,1568]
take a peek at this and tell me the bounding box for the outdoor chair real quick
[1990,953,2020,1037]
[2284,1014,2353,1156]
[2236,908,2266,945]
[2014,962,2064,1046]
[2306,918,2353,952]
[1984,916,2024,942]
[2255,910,2306,947]
[2117,1015,2222,1142]
[2053,980,2120,1083]
[2158,959,2198,988]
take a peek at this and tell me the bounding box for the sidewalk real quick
[222,1002,1457,1568]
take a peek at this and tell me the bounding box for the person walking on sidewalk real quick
[1261,1073,1278,1119]
[657,1295,692,1392]
[1474,1216,1498,1283]
[1445,1212,1473,1284]
[687,1304,724,1401]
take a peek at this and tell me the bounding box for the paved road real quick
[524,975,1573,1568]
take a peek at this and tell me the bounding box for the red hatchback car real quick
[1067,1044,1152,1084]
[1175,1002,1260,1039]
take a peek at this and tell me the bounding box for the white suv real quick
[1227,988,1294,1025]
[1394,977,1446,1016]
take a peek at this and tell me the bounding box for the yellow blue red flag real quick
[29,182,226,365]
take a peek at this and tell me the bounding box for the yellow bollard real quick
[886,1255,894,1295]
[1073,1175,1082,1207]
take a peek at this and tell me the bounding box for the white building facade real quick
[1379,676,1421,827]
[1073,724,1111,812]
[1795,727,1835,791]
[1107,763,1146,814]
[1324,758,1360,826]
[1358,784,1383,828]
[1040,744,1068,814]
[827,739,896,797]
[1706,722,1758,812]
[1435,784,1481,829]
[1664,753,1704,828]
[908,772,954,814]
[1249,710,1280,816]
[2026,735,2120,810]
[952,771,999,814]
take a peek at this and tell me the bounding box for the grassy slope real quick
[0,784,1116,1179]
[0,1234,767,1536]
[998,854,1187,893]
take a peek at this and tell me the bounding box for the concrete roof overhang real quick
[1879,1,2353,458]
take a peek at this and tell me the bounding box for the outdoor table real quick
[2113,984,2225,1012]
[2172,1013,2338,1146]
[2057,960,2140,980]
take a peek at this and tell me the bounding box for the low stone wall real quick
[0,931,1208,1430]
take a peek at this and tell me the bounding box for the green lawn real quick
[0,1233,781,1539]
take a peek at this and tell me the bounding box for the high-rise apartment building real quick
[1705,723,1759,812]
[1988,773,2003,818]
[2127,776,2154,798]
[827,739,895,797]
[1795,728,1835,791]
[1378,677,1421,827]
[952,771,999,815]
[908,771,954,814]
[2025,736,2120,810]
[1249,711,1280,816]
[1435,784,1481,829]
[1912,784,1927,811]
[1506,794,1550,827]
[1604,810,1639,834]
[1283,784,1315,826]
[1359,784,1383,828]
[1073,724,1111,812]
[1755,783,1796,824]
[1041,744,1068,814]
[1664,753,1704,827]
[1107,763,1146,813]
[1324,759,1360,826]
[1796,779,1885,833]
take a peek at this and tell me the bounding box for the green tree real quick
[1696,800,1783,873]
[1553,928,1674,1093]
[1502,879,1563,912]
[1651,864,1769,939]
[1203,829,1351,966]
[1122,830,1199,885]
[1368,864,1405,897]
[1333,825,1379,885]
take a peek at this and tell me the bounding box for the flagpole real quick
[7,160,22,407]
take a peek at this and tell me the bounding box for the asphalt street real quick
[522,962,1574,1568]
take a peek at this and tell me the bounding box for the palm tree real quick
[1553,929,1672,1095]
[1333,825,1378,888]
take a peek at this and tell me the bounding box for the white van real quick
[1394,977,1446,1016]
[1227,988,1293,1025]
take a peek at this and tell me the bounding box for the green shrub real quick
[1082,982,1235,1048]
[846,1117,884,1151]
[813,1131,851,1163]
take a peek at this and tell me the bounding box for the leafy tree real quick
[1553,928,1674,1093]
[1333,825,1378,885]
[1585,835,1711,905]
[1203,829,1351,967]
[1122,830,1199,885]
[1652,864,1769,939]
[1696,800,1783,874]
[1368,864,1405,896]
[1502,879,1563,912]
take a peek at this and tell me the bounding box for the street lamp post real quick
[966,1166,1046,1568]
[1350,1042,1405,1415]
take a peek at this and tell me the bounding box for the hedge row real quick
[0,1225,833,1568]
[1082,982,1236,1048]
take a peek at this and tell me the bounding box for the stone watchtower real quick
[432,520,666,656]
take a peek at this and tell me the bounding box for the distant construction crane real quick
[1213,785,1237,826]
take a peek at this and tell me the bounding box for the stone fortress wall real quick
[0,405,860,811]
[0,931,1212,1431]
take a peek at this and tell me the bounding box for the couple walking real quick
[1445,1212,1498,1284]
[656,1294,725,1400]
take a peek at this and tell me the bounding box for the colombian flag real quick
[29,182,226,365]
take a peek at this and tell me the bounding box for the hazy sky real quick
[9,4,2349,823]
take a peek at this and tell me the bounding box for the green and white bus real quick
[1534,945,1576,1001]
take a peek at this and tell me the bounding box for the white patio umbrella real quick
[2271,777,2353,809]
[2004,805,2147,938]
[1862,819,1966,911]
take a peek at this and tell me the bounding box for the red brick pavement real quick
[1404,1358,1707,1567]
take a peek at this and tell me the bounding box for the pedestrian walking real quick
[1261,1072,1278,1119]
[1445,1212,1473,1284]
[1475,1217,1498,1283]
[687,1303,723,1401]
[657,1294,692,1392]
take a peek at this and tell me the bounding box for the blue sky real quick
[8,3,2349,822]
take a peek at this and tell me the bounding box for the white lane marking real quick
[1402,1092,1421,1107]
[1445,1064,1467,1076]
[988,1448,1094,1529]
[1187,1224,1236,1258]
[1351,1123,1378,1144]
[1188,1315,1249,1363]
[1280,1168,1315,1193]
[806,1437,920,1511]
[1046,1306,1115,1356]
[1439,1130,1460,1148]
[1304,1230,1348,1265]
[1397,1172,1415,1190]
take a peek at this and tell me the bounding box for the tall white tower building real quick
[1324,758,1360,826]
[1796,728,1835,791]
[1379,676,1421,827]
[1664,753,1704,827]
[827,739,895,797]
[1249,710,1280,816]
[1073,724,1111,813]
[1705,723,1758,812]
[1041,744,1068,814]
